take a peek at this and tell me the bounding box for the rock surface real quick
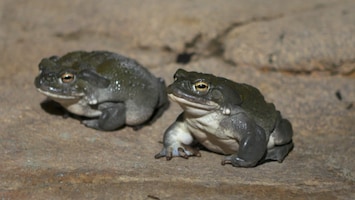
[0,0,354,199]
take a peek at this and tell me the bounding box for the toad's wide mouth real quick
[168,93,219,111]
[37,88,84,100]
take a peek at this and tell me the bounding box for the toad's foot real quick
[221,155,258,168]
[154,145,200,160]
[82,119,101,130]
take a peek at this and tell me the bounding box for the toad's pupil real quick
[61,74,74,82]
[197,84,207,88]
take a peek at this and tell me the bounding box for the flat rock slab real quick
[1,0,354,199]
[223,0,355,74]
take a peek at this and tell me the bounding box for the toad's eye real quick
[194,81,209,92]
[61,73,75,83]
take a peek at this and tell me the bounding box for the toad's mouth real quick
[37,88,84,100]
[168,94,219,111]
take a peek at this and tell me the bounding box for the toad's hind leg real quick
[265,118,293,162]
[265,142,293,162]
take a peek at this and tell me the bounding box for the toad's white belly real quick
[55,97,102,117]
[185,112,239,155]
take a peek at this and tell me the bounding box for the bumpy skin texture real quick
[155,69,293,167]
[35,51,169,131]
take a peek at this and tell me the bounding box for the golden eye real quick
[61,73,75,83]
[194,81,209,92]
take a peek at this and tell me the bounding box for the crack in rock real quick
[174,14,285,65]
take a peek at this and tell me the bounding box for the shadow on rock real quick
[40,99,70,117]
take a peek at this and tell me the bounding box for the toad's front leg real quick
[82,102,126,131]
[221,113,267,167]
[155,115,200,160]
